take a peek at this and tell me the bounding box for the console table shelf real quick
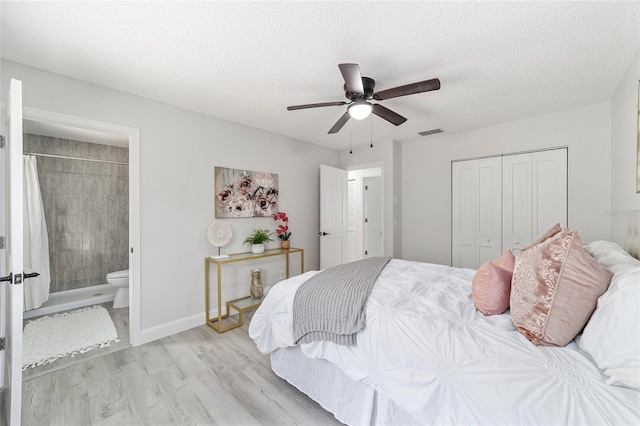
[204,248,304,333]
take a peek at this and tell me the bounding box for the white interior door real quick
[363,176,383,258]
[1,78,24,426]
[320,164,347,269]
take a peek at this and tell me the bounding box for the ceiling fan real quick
[287,63,440,134]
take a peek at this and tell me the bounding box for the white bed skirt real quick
[271,346,421,426]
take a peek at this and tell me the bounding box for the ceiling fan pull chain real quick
[370,117,373,148]
[349,119,353,154]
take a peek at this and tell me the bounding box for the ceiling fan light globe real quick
[348,102,373,120]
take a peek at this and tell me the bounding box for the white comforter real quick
[249,259,640,425]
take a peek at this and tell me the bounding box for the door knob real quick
[24,272,40,279]
[0,273,12,283]
[319,232,331,236]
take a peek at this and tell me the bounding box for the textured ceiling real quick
[2,1,639,151]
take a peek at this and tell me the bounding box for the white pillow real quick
[578,265,640,389]
[584,240,640,274]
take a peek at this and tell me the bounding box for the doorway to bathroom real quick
[18,107,141,378]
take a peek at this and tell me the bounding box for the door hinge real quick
[0,135,4,149]
[365,185,368,190]
[0,236,4,249]
[365,218,368,223]
[365,250,368,255]
[0,337,4,350]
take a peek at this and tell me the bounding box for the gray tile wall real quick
[24,134,129,293]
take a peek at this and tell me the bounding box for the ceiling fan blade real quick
[373,78,441,101]
[372,104,407,126]
[339,63,364,94]
[328,111,351,134]
[287,101,348,111]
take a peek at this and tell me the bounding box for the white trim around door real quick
[20,106,142,347]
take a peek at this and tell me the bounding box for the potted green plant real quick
[243,229,273,254]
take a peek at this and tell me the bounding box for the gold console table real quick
[205,247,304,333]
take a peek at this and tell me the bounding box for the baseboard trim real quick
[139,309,222,345]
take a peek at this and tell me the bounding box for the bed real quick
[249,231,640,425]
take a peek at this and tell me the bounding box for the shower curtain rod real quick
[23,152,128,166]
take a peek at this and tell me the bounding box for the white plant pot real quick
[251,244,265,254]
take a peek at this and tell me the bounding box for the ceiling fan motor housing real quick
[344,77,376,100]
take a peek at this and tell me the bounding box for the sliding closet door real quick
[532,149,567,238]
[475,158,502,267]
[452,157,501,269]
[502,148,567,255]
[502,154,532,255]
[452,161,475,268]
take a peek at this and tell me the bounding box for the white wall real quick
[393,141,402,258]
[340,140,401,257]
[1,60,340,342]
[401,102,612,265]
[611,47,640,246]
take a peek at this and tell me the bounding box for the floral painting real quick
[215,167,279,218]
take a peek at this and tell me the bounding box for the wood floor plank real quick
[153,365,215,425]
[138,340,182,377]
[91,407,141,426]
[118,361,180,425]
[21,373,55,425]
[240,361,340,425]
[158,333,210,378]
[86,355,129,423]
[48,362,92,425]
[216,364,299,426]
[186,368,262,426]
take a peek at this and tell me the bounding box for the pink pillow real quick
[493,250,515,273]
[521,223,562,252]
[472,261,512,316]
[510,229,612,346]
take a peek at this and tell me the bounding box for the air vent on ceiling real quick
[418,128,444,136]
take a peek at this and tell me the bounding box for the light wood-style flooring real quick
[21,313,342,425]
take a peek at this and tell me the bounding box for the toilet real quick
[107,269,130,308]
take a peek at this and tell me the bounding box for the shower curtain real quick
[23,155,51,311]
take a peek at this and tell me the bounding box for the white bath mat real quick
[22,305,119,370]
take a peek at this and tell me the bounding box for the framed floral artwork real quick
[215,167,279,217]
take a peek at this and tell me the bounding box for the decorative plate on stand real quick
[208,221,232,259]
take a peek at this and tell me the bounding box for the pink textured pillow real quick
[510,229,612,347]
[472,261,512,316]
[534,222,562,243]
[521,223,563,252]
[494,250,515,273]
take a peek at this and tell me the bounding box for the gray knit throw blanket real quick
[292,256,391,346]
